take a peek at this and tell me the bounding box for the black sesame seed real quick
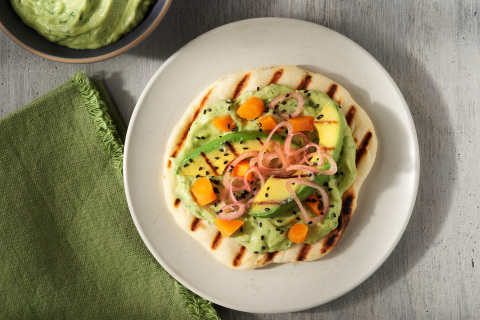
[223,160,228,164]
[329,205,334,208]
[254,251,259,254]
[286,94,290,97]
[215,157,220,160]
[307,93,311,97]
[333,213,337,217]
[318,205,322,211]
[199,167,203,170]
[203,110,206,114]
[262,246,265,250]
[183,164,189,167]
[261,235,265,240]
[292,210,297,215]
[277,219,282,223]
[308,221,313,225]
[205,171,209,175]
[259,128,263,131]
[316,114,324,120]
[275,104,279,109]
[296,217,301,220]
[257,86,260,90]
[213,166,219,170]
[282,101,287,105]
[224,153,229,156]
[227,124,231,129]
[281,109,286,113]
[230,165,234,168]
[243,147,248,150]
[195,136,200,139]
[208,108,211,112]
[288,114,292,119]
[213,187,219,193]
[265,193,269,197]
[219,148,224,152]
[240,140,243,144]
[258,123,262,127]
[276,228,280,231]
[265,208,270,211]
[201,136,205,139]
[280,230,284,234]
[304,90,308,93]
[323,182,328,187]
[267,187,270,190]
[227,106,231,111]
[259,222,263,227]
[328,188,333,191]
[314,103,319,108]
[189,158,193,163]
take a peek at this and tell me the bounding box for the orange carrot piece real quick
[288,222,309,244]
[231,159,253,181]
[214,219,244,237]
[212,115,236,132]
[237,97,265,120]
[191,177,217,206]
[257,115,278,131]
[305,194,323,216]
[288,116,315,132]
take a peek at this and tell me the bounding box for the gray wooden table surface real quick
[1,1,479,319]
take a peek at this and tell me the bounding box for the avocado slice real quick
[176,131,285,176]
[248,104,345,218]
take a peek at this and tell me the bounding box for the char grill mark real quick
[233,246,247,267]
[264,251,278,263]
[326,83,338,99]
[224,141,239,157]
[296,74,312,90]
[211,231,223,250]
[174,198,181,207]
[356,131,373,165]
[167,160,172,168]
[232,74,251,99]
[200,151,219,176]
[296,244,312,261]
[269,69,284,84]
[254,200,289,206]
[190,217,202,232]
[255,137,264,145]
[345,106,356,126]
[170,88,214,158]
[320,192,355,254]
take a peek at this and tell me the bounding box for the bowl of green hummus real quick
[0,0,171,63]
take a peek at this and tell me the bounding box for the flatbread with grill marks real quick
[163,65,377,269]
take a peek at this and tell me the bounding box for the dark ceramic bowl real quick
[0,0,171,63]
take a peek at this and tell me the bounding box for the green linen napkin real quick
[0,72,220,320]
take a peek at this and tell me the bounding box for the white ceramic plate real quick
[124,18,419,313]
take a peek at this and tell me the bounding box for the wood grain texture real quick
[1,0,479,319]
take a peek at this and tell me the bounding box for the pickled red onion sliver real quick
[268,92,304,120]
[219,202,246,221]
[285,178,329,225]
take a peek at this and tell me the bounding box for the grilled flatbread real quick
[163,65,377,269]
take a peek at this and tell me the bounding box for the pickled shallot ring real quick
[268,92,304,119]
[285,178,329,225]
[223,151,259,188]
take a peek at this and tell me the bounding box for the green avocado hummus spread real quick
[10,0,155,49]
[173,84,357,255]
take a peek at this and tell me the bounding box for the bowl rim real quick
[0,0,172,64]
